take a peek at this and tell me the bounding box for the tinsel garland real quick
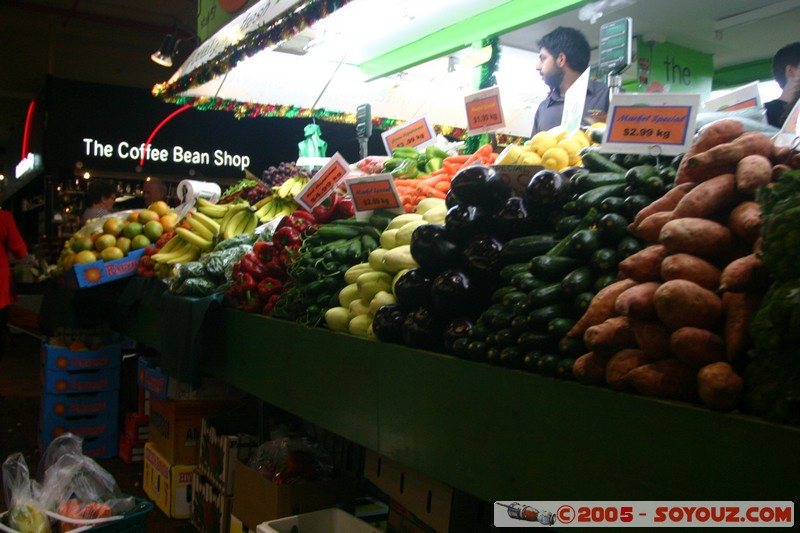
[153,0,354,99]
[464,36,500,155]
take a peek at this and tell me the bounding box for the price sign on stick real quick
[346,173,403,219]
[602,93,700,156]
[295,152,350,211]
[774,97,800,148]
[382,116,435,155]
[465,86,506,135]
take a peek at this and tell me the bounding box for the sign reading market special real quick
[81,137,252,170]
[602,93,700,156]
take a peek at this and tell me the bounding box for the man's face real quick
[537,46,565,90]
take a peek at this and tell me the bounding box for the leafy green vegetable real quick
[757,169,800,281]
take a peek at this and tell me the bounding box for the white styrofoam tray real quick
[257,508,382,533]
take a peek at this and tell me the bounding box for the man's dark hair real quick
[537,26,591,73]
[85,179,116,205]
[772,42,800,88]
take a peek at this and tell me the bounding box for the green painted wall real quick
[636,38,714,101]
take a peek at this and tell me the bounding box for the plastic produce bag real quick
[2,454,50,533]
[248,436,333,485]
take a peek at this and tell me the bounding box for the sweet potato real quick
[697,361,743,411]
[719,253,769,292]
[618,245,669,282]
[660,253,721,291]
[630,319,673,360]
[770,144,792,165]
[605,348,647,390]
[685,132,773,179]
[670,327,724,368]
[675,119,743,185]
[614,282,660,319]
[659,217,733,257]
[630,182,695,230]
[735,154,772,195]
[631,211,673,243]
[654,279,723,330]
[722,291,761,363]
[728,201,762,244]
[572,352,607,386]
[670,173,738,220]
[623,358,697,401]
[584,316,636,357]
[567,278,637,338]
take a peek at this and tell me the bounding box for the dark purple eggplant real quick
[560,166,589,181]
[524,169,572,211]
[409,224,461,271]
[483,172,514,211]
[445,189,462,209]
[402,306,443,352]
[462,234,504,280]
[372,304,407,344]
[443,317,473,354]
[444,204,488,244]
[393,268,433,308]
[430,269,474,318]
[449,165,496,206]
[492,196,531,241]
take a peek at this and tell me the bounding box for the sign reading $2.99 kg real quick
[603,93,699,156]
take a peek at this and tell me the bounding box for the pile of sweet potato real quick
[569,119,800,412]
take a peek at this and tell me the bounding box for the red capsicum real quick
[262,293,281,315]
[311,193,340,224]
[239,290,262,313]
[239,252,270,281]
[253,240,279,263]
[257,277,283,301]
[273,226,302,249]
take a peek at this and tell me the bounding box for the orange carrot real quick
[434,180,451,193]
[415,183,446,199]
[458,144,495,171]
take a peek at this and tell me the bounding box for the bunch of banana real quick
[219,203,259,240]
[253,195,297,223]
[276,175,310,200]
[150,235,202,265]
[195,197,234,220]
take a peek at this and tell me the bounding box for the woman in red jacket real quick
[0,210,29,359]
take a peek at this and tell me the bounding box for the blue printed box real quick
[42,364,121,394]
[66,248,145,288]
[40,391,119,443]
[41,338,121,371]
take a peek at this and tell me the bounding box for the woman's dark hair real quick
[537,26,591,73]
[772,42,800,88]
[85,179,116,205]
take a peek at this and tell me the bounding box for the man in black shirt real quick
[532,27,609,136]
[764,42,800,128]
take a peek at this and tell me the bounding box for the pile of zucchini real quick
[452,150,680,377]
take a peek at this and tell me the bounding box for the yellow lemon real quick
[556,137,583,165]
[519,151,542,166]
[570,130,591,149]
[587,121,606,130]
[541,147,569,171]
[495,144,524,165]
[548,125,569,142]
[526,131,557,156]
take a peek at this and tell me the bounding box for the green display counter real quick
[46,280,800,503]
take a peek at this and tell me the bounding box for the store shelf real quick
[48,279,798,503]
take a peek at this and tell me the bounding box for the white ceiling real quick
[1,0,798,174]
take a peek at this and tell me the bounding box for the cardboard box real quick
[41,364,121,394]
[119,432,146,464]
[364,450,491,533]
[66,248,145,288]
[41,339,121,371]
[197,415,260,495]
[148,397,244,465]
[192,471,232,533]
[229,514,253,533]
[259,508,382,533]
[39,390,119,443]
[232,459,356,532]
[491,164,544,195]
[138,357,246,401]
[143,442,195,519]
[124,411,150,441]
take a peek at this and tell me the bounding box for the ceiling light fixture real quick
[151,34,178,67]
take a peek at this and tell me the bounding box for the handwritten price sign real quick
[346,174,403,219]
[602,93,699,156]
[465,86,506,135]
[381,117,435,155]
[295,152,350,211]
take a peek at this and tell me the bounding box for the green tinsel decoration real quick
[464,36,500,155]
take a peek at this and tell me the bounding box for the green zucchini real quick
[499,263,530,283]
[501,291,529,312]
[625,165,658,187]
[467,340,488,361]
[582,151,628,174]
[499,346,523,369]
[594,272,619,292]
[547,317,576,338]
[469,322,490,341]
[561,266,594,296]
[499,233,559,264]
[486,347,502,366]
[492,285,518,303]
[555,215,584,238]
[587,128,606,145]
[511,271,543,292]
[492,328,516,348]
[575,183,629,213]
[597,212,630,244]
[527,304,573,326]
[517,331,554,350]
[522,351,544,373]
[624,194,654,217]
[558,336,587,358]
[616,236,643,259]
[527,283,565,307]
[536,354,561,376]
[590,247,618,273]
[529,255,580,280]
[599,196,626,214]
[510,314,530,335]
[451,337,471,358]
[574,291,595,314]
[566,229,601,259]
[557,358,577,380]
[571,172,627,194]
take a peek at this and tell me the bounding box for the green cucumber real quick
[529,255,580,281]
[582,152,628,174]
[499,234,559,264]
[575,183,629,213]
[571,172,627,194]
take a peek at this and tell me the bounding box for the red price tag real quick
[466,95,503,129]
[384,118,434,153]
[606,105,692,145]
[348,177,401,213]
[296,153,349,210]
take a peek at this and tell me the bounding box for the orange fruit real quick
[131,234,151,250]
[127,211,140,223]
[148,201,170,217]
[160,213,178,232]
[102,217,124,236]
[72,236,94,252]
[74,250,98,265]
[94,234,116,251]
[116,237,131,255]
[123,222,143,239]
[100,246,124,261]
[137,209,160,224]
